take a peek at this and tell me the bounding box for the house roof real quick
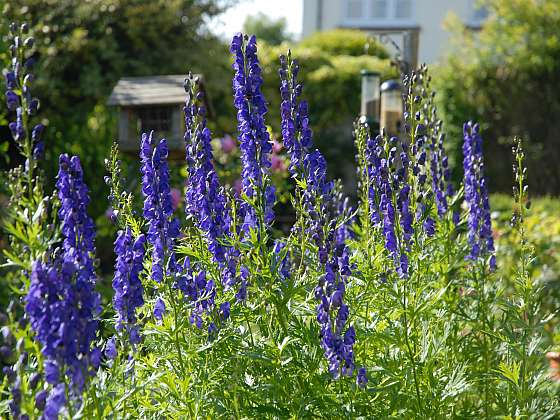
[107,74,202,106]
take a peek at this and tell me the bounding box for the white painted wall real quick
[302,0,483,64]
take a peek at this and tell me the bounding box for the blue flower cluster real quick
[430,123,453,217]
[280,52,357,378]
[112,228,146,345]
[231,33,276,232]
[26,155,101,418]
[279,54,332,246]
[183,75,239,331]
[5,23,44,163]
[279,54,309,178]
[140,132,181,285]
[463,122,496,270]
[184,75,237,284]
[365,132,413,278]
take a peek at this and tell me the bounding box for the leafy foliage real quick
[1,24,559,419]
[436,0,560,194]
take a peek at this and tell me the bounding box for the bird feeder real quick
[360,70,381,131]
[380,79,403,136]
[107,74,211,158]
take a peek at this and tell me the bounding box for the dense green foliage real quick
[435,0,560,194]
[2,22,560,417]
[0,0,239,216]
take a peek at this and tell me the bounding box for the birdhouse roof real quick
[107,74,203,106]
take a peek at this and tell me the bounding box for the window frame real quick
[341,0,416,28]
[135,105,174,138]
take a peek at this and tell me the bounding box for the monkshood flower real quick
[25,155,101,418]
[105,337,118,360]
[273,240,291,282]
[280,52,356,379]
[363,129,413,278]
[357,367,368,389]
[5,22,45,167]
[112,228,146,345]
[231,33,276,232]
[463,121,496,270]
[183,74,239,327]
[279,53,306,177]
[140,132,181,283]
[430,127,453,217]
[179,257,217,332]
[184,75,234,271]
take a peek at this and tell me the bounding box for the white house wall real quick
[302,0,477,64]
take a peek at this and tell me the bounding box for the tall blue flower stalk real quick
[363,129,414,278]
[140,132,181,285]
[5,22,45,176]
[402,66,453,223]
[184,75,236,285]
[25,154,101,418]
[430,125,453,217]
[463,121,496,270]
[280,52,357,378]
[231,33,276,233]
[112,228,146,345]
[182,74,237,331]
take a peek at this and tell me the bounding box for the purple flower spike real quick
[463,122,496,269]
[280,52,355,379]
[5,24,45,165]
[25,154,100,418]
[231,33,276,233]
[140,132,181,283]
[112,228,146,346]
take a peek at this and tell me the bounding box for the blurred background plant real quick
[435,0,560,195]
[2,0,560,302]
[0,3,395,276]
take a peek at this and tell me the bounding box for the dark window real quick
[136,106,173,136]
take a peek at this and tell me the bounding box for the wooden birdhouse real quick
[107,74,211,158]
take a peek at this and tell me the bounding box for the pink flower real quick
[272,140,282,154]
[271,155,285,173]
[220,135,237,154]
[171,188,181,210]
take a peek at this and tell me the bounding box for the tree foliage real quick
[1,0,239,216]
[435,0,560,194]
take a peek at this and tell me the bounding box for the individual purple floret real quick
[357,367,368,388]
[273,240,291,282]
[25,155,101,418]
[105,337,118,360]
[140,132,181,283]
[463,121,496,270]
[154,298,166,322]
[112,228,146,345]
[231,33,276,233]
